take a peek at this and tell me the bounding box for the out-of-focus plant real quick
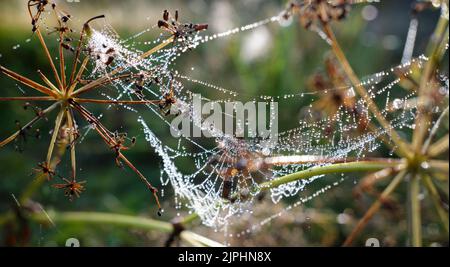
[280,0,449,246]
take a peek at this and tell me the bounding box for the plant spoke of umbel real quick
[0,2,206,216]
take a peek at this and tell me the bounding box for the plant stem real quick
[38,69,61,94]
[0,96,54,102]
[260,161,403,190]
[30,211,222,247]
[0,65,57,97]
[182,212,200,225]
[422,106,449,154]
[180,231,224,247]
[65,109,77,179]
[428,134,449,157]
[322,24,413,160]
[429,160,449,174]
[408,174,422,247]
[422,174,449,234]
[74,98,159,104]
[35,28,63,90]
[139,37,174,60]
[412,15,449,153]
[19,131,69,203]
[46,107,66,164]
[68,57,90,94]
[0,102,60,148]
[343,170,407,246]
[72,37,173,97]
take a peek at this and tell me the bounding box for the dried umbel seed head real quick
[286,0,351,29]
[411,1,434,16]
[34,162,56,180]
[52,178,86,200]
[157,10,208,48]
[28,0,51,31]
[158,92,177,116]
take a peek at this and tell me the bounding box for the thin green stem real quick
[182,212,200,226]
[30,211,222,247]
[260,161,404,190]
[408,174,422,247]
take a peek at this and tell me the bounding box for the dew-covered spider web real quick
[3,0,449,232]
[77,9,449,230]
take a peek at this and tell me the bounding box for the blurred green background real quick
[0,0,448,246]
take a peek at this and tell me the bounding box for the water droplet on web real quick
[392,98,403,110]
[278,12,293,27]
[420,162,430,169]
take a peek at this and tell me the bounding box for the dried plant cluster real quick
[0,0,448,247]
[0,2,206,215]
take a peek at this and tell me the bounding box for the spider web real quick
[77,8,448,229]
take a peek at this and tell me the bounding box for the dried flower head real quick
[284,0,351,29]
[158,10,208,48]
[0,2,197,214]
[52,178,86,200]
[33,162,57,181]
[307,55,369,133]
